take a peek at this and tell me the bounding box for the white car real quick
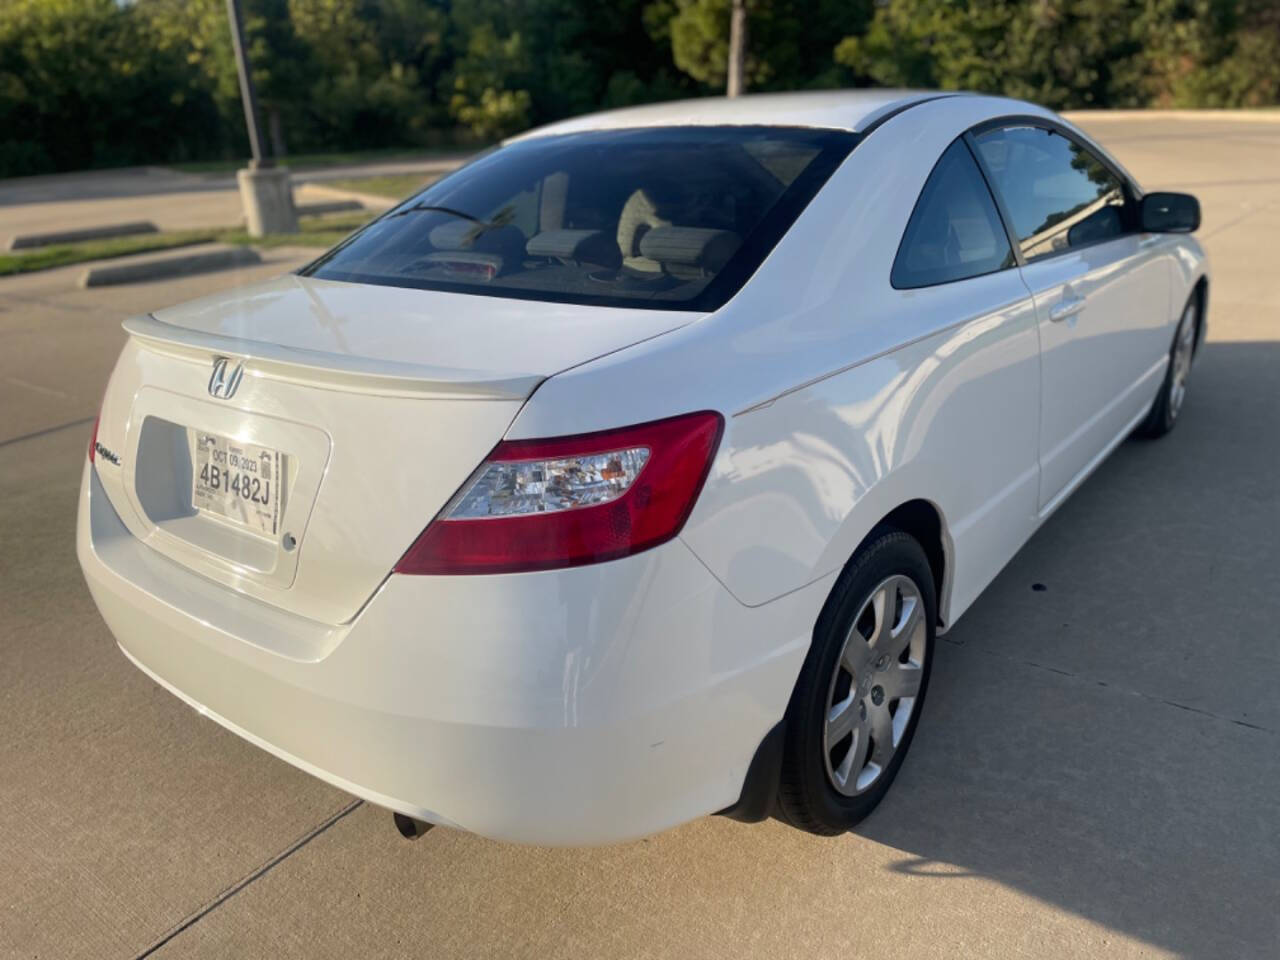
[78,91,1207,845]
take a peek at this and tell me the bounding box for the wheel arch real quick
[856,498,952,629]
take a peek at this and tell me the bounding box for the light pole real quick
[226,0,297,234]
[226,0,270,169]
[727,0,747,98]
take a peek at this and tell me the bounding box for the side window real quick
[973,125,1128,262]
[891,139,1014,289]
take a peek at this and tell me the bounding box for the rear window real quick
[302,126,857,311]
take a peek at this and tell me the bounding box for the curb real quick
[78,244,261,288]
[8,220,158,251]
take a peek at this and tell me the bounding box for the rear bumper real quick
[78,462,824,845]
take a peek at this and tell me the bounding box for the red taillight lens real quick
[88,414,100,463]
[395,411,724,575]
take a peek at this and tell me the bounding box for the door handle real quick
[1049,296,1086,322]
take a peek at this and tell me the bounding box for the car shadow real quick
[853,339,1280,958]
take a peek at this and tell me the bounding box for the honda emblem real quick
[208,356,244,400]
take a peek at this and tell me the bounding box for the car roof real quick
[507,90,960,143]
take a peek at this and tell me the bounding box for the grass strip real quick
[0,231,216,276]
[319,173,441,200]
[0,212,374,277]
[218,211,374,250]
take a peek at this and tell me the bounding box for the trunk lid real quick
[93,275,696,628]
[148,274,694,396]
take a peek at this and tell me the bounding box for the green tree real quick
[1137,0,1280,107]
[446,9,533,140]
[446,0,692,139]
[834,0,1280,110]
[136,0,442,156]
[0,0,226,174]
[132,0,241,145]
[290,0,432,148]
[4,0,1276,178]
[656,0,872,91]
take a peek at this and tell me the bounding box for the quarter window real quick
[973,125,1128,262]
[891,139,1014,289]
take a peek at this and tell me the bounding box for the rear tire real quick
[777,531,936,835]
[1135,292,1200,439]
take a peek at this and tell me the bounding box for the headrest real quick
[637,227,740,274]
[526,229,622,269]
[428,220,484,250]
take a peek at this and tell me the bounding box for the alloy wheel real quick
[1169,301,1197,420]
[822,574,927,796]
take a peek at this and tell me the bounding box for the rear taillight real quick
[395,411,723,575]
[88,414,100,463]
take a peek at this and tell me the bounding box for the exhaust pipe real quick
[393,812,434,840]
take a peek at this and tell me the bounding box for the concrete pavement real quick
[1,116,1277,960]
[0,156,461,247]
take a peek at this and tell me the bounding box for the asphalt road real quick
[2,115,1277,960]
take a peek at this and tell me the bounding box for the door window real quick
[972,125,1129,262]
[891,139,1014,289]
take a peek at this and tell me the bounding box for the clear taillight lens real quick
[394,411,723,575]
[447,447,650,518]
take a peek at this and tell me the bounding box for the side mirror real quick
[1140,192,1200,233]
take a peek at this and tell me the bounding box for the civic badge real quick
[208,356,244,400]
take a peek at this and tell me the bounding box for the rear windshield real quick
[302,126,857,311]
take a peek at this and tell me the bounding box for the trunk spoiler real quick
[122,314,543,401]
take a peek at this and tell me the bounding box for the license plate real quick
[191,431,284,538]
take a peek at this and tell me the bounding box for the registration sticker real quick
[192,431,284,538]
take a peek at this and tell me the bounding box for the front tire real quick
[777,531,936,835]
[1136,292,1199,439]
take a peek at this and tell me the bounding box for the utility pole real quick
[727,0,748,98]
[226,0,270,169]
[226,0,297,234]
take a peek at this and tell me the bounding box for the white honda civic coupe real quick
[78,90,1207,845]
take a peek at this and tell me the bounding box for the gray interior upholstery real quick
[526,229,622,269]
[428,221,527,274]
[638,226,741,276]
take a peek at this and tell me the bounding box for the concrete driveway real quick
[1,115,1277,960]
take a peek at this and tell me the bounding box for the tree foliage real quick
[660,0,870,89]
[835,0,1280,110]
[0,0,1275,177]
[0,0,225,174]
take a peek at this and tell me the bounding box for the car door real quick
[970,123,1172,511]
[887,137,1044,616]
